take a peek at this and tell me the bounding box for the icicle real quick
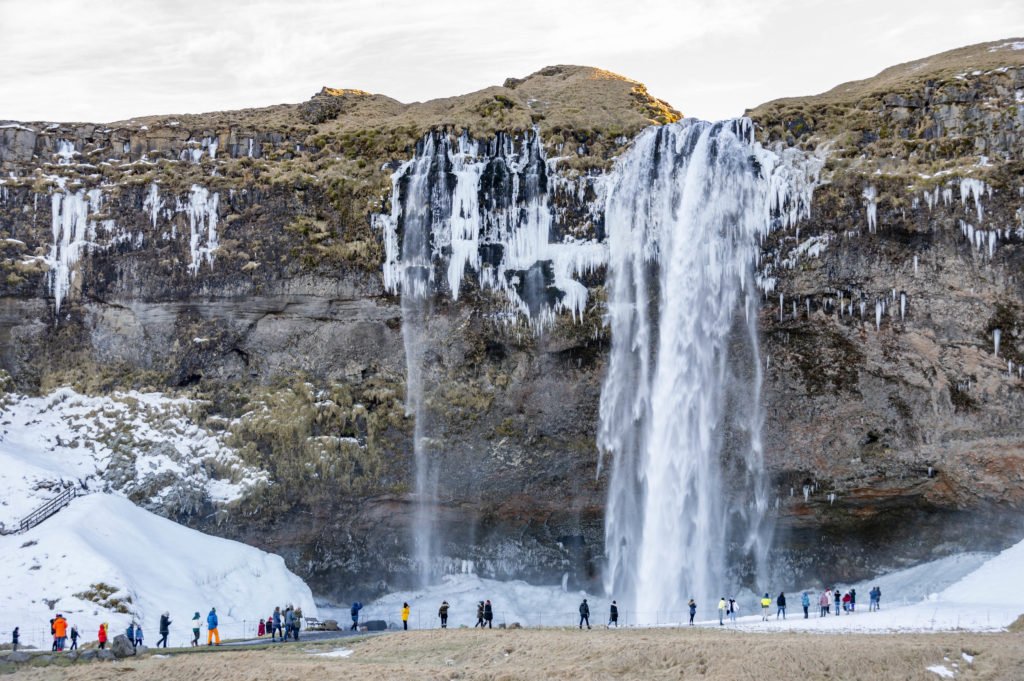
[913,255,918,275]
[900,292,906,322]
[994,328,1002,357]
[875,300,882,331]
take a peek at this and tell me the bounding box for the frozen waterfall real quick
[598,119,815,621]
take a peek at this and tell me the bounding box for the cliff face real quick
[2,44,1024,600]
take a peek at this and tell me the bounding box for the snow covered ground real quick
[328,540,1024,634]
[0,494,316,649]
[0,387,265,529]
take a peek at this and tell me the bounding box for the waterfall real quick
[598,119,814,621]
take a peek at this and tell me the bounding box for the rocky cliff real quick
[2,42,1023,601]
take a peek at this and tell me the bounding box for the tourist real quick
[294,607,303,640]
[207,608,220,645]
[285,605,295,640]
[842,591,851,613]
[401,602,410,631]
[53,614,67,651]
[801,592,810,618]
[729,597,738,623]
[850,588,857,612]
[821,589,831,616]
[484,600,494,628]
[158,612,171,647]
[689,599,697,626]
[578,598,591,629]
[439,600,449,628]
[869,586,881,611]
[609,600,618,627]
[69,624,79,650]
[717,597,726,625]
[350,602,363,631]
[776,592,786,619]
[272,607,283,640]
[190,612,201,646]
[11,627,18,652]
[258,619,265,637]
[97,623,107,649]
[135,624,144,647]
[760,593,771,621]
[50,618,56,651]
[126,622,136,648]
[834,589,841,616]
[475,601,485,628]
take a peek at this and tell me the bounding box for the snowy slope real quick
[0,387,265,528]
[0,494,316,649]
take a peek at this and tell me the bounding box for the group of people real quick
[256,605,304,641]
[45,615,77,651]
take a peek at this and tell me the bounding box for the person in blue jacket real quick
[207,608,220,645]
[350,602,363,631]
[800,592,811,618]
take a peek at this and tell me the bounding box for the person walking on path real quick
[609,601,619,627]
[157,612,171,648]
[578,599,590,629]
[350,602,363,631]
[834,589,841,616]
[190,612,201,646]
[206,608,220,645]
[760,594,771,621]
[97,623,107,649]
[729,598,738,623]
[483,600,494,628]
[820,590,830,617]
[11,627,18,652]
[475,601,485,628]
[272,607,283,641]
[718,597,726,625]
[134,625,144,648]
[438,601,449,628]
[801,592,810,619]
[69,624,79,650]
[776,593,787,619]
[53,614,67,651]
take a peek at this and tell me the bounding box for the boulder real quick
[110,635,135,658]
[363,620,387,631]
[79,649,98,661]
[6,651,31,663]
[324,619,340,631]
[34,655,52,666]
[64,651,78,661]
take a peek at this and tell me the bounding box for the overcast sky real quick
[1,0,1022,123]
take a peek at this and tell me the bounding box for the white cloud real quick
[0,0,1021,122]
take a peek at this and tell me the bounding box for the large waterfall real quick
[599,119,815,620]
[381,121,816,597]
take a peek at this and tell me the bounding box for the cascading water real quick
[598,119,815,621]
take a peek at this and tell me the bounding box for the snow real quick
[0,494,316,649]
[313,648,354,658]
[927,665,955,678]
[335,540,1024,634]
[0,387,265,528]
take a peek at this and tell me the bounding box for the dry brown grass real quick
[11,627,1023,681]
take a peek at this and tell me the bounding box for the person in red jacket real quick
[97,623,108,649]
[258,619,266,637]
[842,591,852,613]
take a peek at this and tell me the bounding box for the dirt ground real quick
[7,627,1023,681]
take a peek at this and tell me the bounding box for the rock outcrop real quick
[2,42,1024,599]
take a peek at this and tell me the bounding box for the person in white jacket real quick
[190,612,201,647]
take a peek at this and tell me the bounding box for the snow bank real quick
[0,494,316,649]
[0,387,264,528]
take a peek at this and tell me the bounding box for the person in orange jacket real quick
[53,614,68,651]
[97,623,108,649]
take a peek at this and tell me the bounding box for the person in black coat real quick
[483,600,493,628]
[776,592,787,619]
[579,599,590,629]
[608,601,618,627]
[158,612,171,647]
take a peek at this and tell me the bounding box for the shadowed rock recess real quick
[2,43,1023,601]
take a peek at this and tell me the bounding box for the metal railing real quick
[15,486,78,534]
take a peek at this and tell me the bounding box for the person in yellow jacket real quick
[401,602,410,631]
[760,593,771,621]
[717,597,726,626]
